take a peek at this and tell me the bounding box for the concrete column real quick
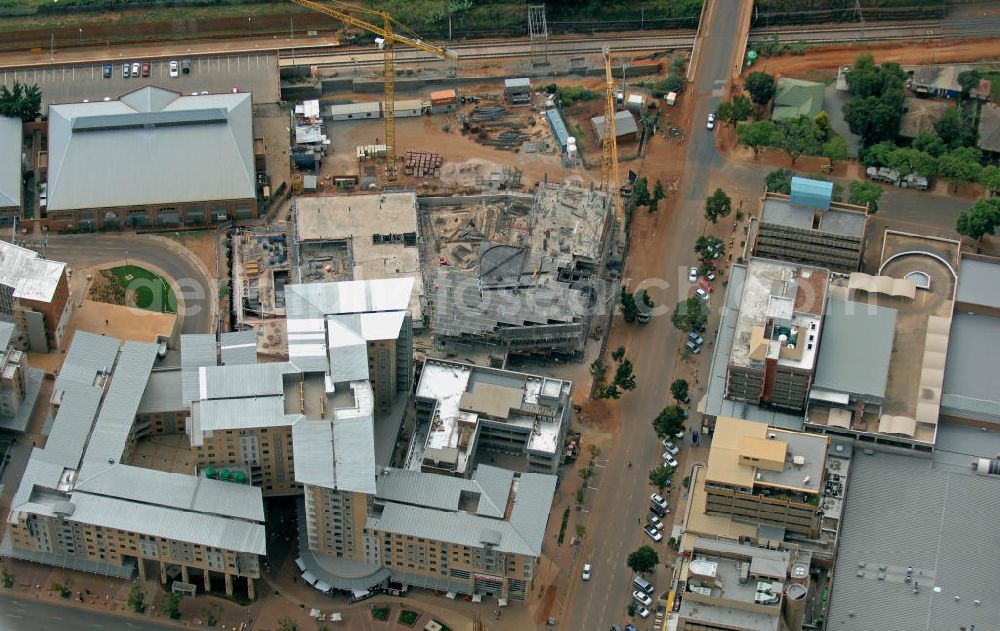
[181,565,189,584]
[224,573,233,596]
[203,568,212,591]
[137,558,146,581]
[159,561,167,584]
[247,577,255,600]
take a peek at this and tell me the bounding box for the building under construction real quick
[428,182,614,358]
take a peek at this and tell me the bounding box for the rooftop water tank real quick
[233,470,248,484]
[204,466,217,479]
[218,469,232,481]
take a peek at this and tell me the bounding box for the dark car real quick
[102,63,112,78]
[649,502,667,517]
[181,58,191,74]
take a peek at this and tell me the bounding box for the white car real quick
[706,112,716,130]
[122,63,130,79]
[632,590,653,607]
[648,518,664,531]
[582,563,592,581]
[696,287,710,301]
[169,60,179,78]
[650,493,668,510]
[663,453,679,468]
[688,266,698,283]
[131,61,141,77]
[643,525,663,542]
[635,605,651,618]
[663,440,679,455]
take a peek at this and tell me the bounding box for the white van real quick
[633,576,654,594]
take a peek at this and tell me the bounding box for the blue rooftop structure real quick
[790,176,832,211]
[545,108,570,150]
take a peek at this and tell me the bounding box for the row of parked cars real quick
[101,59,191,79]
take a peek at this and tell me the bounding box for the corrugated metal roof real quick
[68,492,266,555]
[292,414,376,494]
[505,77,531,89]
[545,108,570,148]
[0,321,14,352]
[827,452,1000,631]
[0,116,22,208]
[507,472,557,556]
[194,396,290,431]
[181,333,217,404]
[78,341,159,478]
[137,369,184,414]
[0,240,66,302]
[220,330,258,365]
[374,467,509,518]
[46,87,255,211]
[956,257,1000,310]
[790,176,833,211]
[942,312,1000,421]
[199,362,292,400]
[813,298,897,399]
[592,110,639,140]
[772,78,824,121]
[285,278,414,320]
[41,387,102,468]
[74,464,264,522]
[329,102,380,116]
[53,331,121,396]
[7,453,69,522]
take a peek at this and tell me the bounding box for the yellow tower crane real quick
[290,0,458,181]
[600,46,624,224]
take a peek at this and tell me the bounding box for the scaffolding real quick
[528,5,549,67]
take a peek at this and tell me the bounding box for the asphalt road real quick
[563,3,747,630]
[0,595,179,631]
[37,234,215,335]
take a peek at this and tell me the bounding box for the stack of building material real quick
[403,151,442,178]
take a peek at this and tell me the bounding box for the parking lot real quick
[0,52,280,109]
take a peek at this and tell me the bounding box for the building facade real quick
[0,239,72,352]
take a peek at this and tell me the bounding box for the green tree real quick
[979,165,1000,196]
[736,120,777,159]
[822,135,849,168]
[1,565,13,589]
[128,585,146,614]
[662,72,685,94]
[934,107,970,149]
[671,296,709,332]
[844,95,902,145]
[600,384,621,400]
[937,146,983,191]
[0,81,42,122]
[860,141,897,167]
[776,115,824,165]
[845,54,880,97]
[277,618,297,631]
[575,524,587,541]
[633,176,650,206]
[716,94,753,127]
[652,406,686,438]
[694,235,725,260]
[611,345,626,361]
[653,180,665,202]
[764,168,793,194]
[956,199,1000,242]
[627,546,660,574]
[848,181,883,213]
[639,289,653,307]
[670,379,689,402]
[704,188,732,224]
[886,147,937,177]
[614,359,637,391]
[163,593,183,620]
[649,466,674,490]
[957,68,983,99]
[620,287,639,323]
[744,71,776,105]
[912,132,947,158]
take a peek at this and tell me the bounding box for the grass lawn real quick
[371,606,390,621]
[108,265,176,313]
[398,610,419,626]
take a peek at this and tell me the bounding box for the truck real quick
[898,173,929,191]
[866,166,900,185]
[635,291,652,324]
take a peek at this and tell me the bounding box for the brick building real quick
[0,116,22,226]
[0,239,72,352]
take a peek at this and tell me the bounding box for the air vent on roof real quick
[767,433,776,439]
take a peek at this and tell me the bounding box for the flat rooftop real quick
[0,239,66,302]
[761,196,866,237]
[706,416,827,492]
[955,256,1000,310]
[827,444,1000,631]
[812,298,897,401]
[942,312,1000,423]
[294,192,423,323]
[730,258,828,371]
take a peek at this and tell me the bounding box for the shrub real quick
[399,610,419,626]
[371,605,390,621]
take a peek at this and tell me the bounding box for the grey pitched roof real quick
[942,312,1000,422]
[978,103,1000,153]
[956,257,1000,310]
[180,333,217,404]
[54,330,121,396]
[506,472,557,556]
[292,414,376,494]
[78,341,159,478]
[199,362,292,400]
[46,87,254,212]
[592,109,639,140]
[193,396,290,431]
[374,466,511,518]
[813,298,897,399]
[220,330,257,365]
[285,278,414,320]
[0,116,22,208]
[41,387,102,468]
[0,240,66,302]
[137,368,184,414]
[74,464,264,522]
[827,451,1000,631]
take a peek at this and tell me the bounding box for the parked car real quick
[131,61,140,77]
[625,625,639,631]
[663,440,679,455]
[582,563,592,581]
[635,605,651,618]
[646,512,662,528]
[663,453,679,468]
[643,525,663,542]
[706,270,717,281]
[706,112,716,130]
[698,278,713,293]
[647,517,664,531]
[169,60,179,78]
[632,590,653,607]
[696,287,710,301]
[688,332,704,346]
[181,58,191,74]
[650,493,668,510]
[102,63,112,78]
[688,266,698,283]
[122,63,130,78]
[141,61,150,77]
[685,340,701,354]
[649,502,667,518]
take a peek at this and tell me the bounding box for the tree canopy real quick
[736,120,777,158]
[627,546,660,574]
[776,115,825,165]
[653,406,686,439]
[822,136,849,167]
[649,466,674,490]
[620,288,639,323]
[716,94,753,127]
[956,199,1000,241]
[704,188,732,224]
[671,296,709,332]
[744,71,776,105]
[937,146,983,191]
[848,180,883,214]
[670,379,689,402]
[0,81,42,122]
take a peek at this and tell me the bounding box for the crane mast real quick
[601,46,624,224]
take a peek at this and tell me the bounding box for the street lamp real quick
[248,16,252,38]
[78,28,82,45]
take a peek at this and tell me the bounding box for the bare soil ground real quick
[164,231,219,279]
